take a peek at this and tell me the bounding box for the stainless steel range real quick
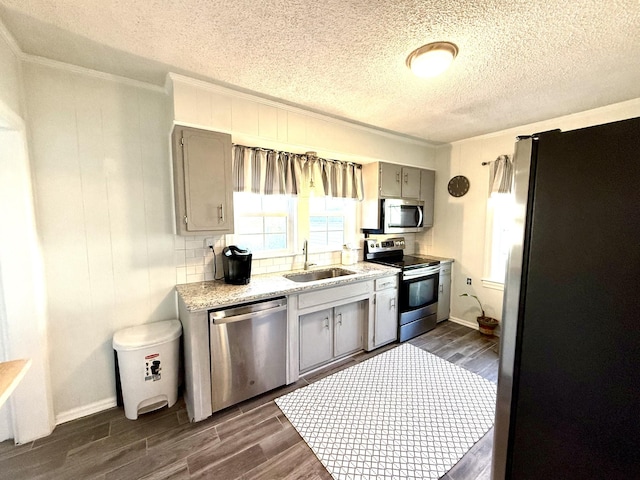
[365,237,440,341]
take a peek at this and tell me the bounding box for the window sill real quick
[481,278,504,291]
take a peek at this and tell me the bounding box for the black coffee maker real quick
[222,246,252,285]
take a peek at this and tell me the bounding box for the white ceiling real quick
[1,0,639,144]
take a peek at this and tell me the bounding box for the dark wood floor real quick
[0,321,499,480]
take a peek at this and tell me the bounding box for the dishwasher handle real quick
[210,298,287,325]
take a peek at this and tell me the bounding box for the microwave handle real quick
[416,205,423,227]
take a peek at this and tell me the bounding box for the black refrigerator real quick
[492,116,640,479]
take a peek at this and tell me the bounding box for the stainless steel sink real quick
[283,268,356,283]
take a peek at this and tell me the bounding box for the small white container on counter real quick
[341,245,358,265]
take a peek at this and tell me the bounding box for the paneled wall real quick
[23,60,177,420]
[0,27,54,443]
[432,98,640,329]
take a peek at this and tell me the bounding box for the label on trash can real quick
[145,353,161,382]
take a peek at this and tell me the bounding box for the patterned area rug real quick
[275,343,496,480]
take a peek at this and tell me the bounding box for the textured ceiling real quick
[1,0,639,143]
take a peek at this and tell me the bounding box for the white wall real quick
[22,59,177,422]
[0,23,54,443]
[432,98,640,328]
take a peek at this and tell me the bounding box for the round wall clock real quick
[448,175,470,197]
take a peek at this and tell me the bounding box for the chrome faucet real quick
[303,239,316,270]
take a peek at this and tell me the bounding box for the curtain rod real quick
[232,143,362,168]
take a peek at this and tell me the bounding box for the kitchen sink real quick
[283,268,356,283]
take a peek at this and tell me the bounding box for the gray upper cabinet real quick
[377,162,421,199]
[172,126,234,235]
[420,169,435,227]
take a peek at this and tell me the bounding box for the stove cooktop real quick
[368,254,440,269]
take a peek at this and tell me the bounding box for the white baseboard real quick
[55,397,117,426]
[448,316,479,330]
[448,316,501,338]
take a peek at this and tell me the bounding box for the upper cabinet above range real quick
[375,163,421,199]
[419,169,435,228]
[362,162,435,229]
[171,125,234,235]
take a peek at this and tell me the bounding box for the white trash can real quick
[113,319,182,420]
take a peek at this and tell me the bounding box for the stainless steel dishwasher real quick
[208,297,287,412]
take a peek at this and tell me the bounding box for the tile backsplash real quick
[174,235,363,285]
[174,228,433,285]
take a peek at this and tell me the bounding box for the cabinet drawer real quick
[375,276,398,291]
[297,281,371,310]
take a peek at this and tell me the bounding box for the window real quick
[232,192,295,254]
[483,193,514,288]
[308,196,351,249]
[232,192,357,256]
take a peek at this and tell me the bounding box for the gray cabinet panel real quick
[334,302,364,357]
[172,126,234,234]
[420,169,435,227]
[374,287,398,347]
[299,308,333,371]
[437,262,452,322]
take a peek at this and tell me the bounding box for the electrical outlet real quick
[466,278,472,285]
[205,238,215,249]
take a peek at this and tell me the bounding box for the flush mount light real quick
[406,41,459,78]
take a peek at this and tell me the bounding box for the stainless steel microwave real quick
[382,199,424,233]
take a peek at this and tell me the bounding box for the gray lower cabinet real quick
[437,261,452,322]
[334,302,364,357]
[299,308,333,371]
[299,301,365,373]
[372,275,398,348]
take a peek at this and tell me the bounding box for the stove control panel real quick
[365,237,405,254]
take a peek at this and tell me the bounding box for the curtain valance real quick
[232,144,364,200]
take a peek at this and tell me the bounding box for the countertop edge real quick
[176,263,401,312]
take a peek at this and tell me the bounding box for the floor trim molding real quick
[55,397,117,425]
[448,316,478,330]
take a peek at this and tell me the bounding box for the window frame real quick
[482,193,514,291]
[231,192,296,258]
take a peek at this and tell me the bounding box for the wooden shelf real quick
[0,359,31,408]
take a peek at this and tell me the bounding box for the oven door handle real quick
[403,268,439,280]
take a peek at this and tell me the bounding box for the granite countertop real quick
[176,262,400,312]
[425,255,454,263]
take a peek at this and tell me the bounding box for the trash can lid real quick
[113,319,182,351]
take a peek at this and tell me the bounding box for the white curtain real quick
[489,154,513,194]
[232,145,363,200]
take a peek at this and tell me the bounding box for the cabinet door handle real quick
[336,313,343,326]
[323,317,330,329]
[404,172,408,184]
[218,204,224,223]
[439,285,444,293]
[390,298,395,309]
[396,172,400,183]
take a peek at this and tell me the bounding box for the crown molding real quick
[448,97,640,146]
[21,54,166,93]
[0,17,21,57]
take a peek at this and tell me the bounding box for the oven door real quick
[398,267,439,341]
[400,269,439,314]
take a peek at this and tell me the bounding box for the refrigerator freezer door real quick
[492,136,534,479]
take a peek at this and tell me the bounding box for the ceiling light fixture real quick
[406,41,459,78]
